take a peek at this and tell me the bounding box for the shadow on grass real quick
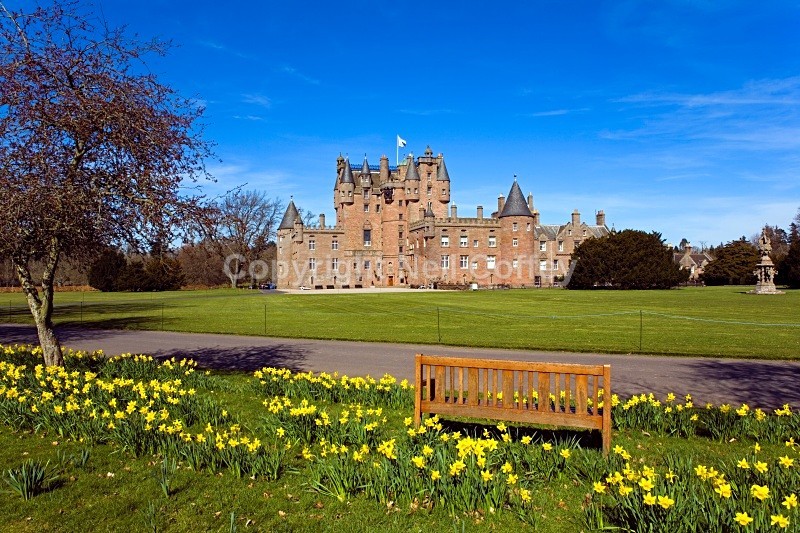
[153,344,308,373]
[437,418,603,452]
[683,359,800,409]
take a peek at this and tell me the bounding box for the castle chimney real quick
[596,210,605,226]
[533,210,540,226]
[419,207,425,220]
[527,192,534,212]
[477,205,484,219]
[450,203,457,218]
[685,243,693,255]
[319,213,325,229]
[572,209,580,226]
[379,155,390,183]
[498,195,505,213]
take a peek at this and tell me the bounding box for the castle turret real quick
[360,155,372,189]
[279,200,300,232]
[404,154,420,204]
[340,158,354,205]
[437,154,451,203]
[424,202,435,238]
[499,180,535,286]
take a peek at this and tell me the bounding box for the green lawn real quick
[3,286,799,359]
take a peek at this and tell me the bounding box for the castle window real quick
[406,188,410,194]
[279,235,284,242]
[376,204,380,212]
[527,223,531,232]
[427,172,432,181]
[583,229,587,236]
[309,258,316,270]
[512,259,519,269]
[488,236,497,248]
[414,188,418,194]
[568,229,572,236]
[460,255,469,269]
[331,239,339,250]
[539,241,546,251]
[364,260,371,270]
[487,256,496,269]
[441,188,446,195]
[399,245,403,253]
[512,223,518,232]
[473,239,479,248]
[512,238,518,247]
[364,204,369,212]
[331,258,339,270]
[558,241,564,252]
[553,259,559,270]
[575,240,581,247]
[363,189,370,199]
[399,213,403,220]
[441,236,449,247]
[348,191,352,197]
[309,240,315,251]
[539,259,547,271]
[427,187,432,196]
[363,229,371,247]
[460,236,468,247]
[399,229,404,238]
[441,255,450,269]
[472,260,478,270]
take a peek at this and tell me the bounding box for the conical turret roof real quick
[436,157,450,181]
[341,158,354,184]
[499,180,533,218]
[361,156,370,176]
[404,155,420,180]
[279,200,300,230]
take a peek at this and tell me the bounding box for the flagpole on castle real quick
[396,134,407,166]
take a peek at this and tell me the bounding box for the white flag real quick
[397,135,407,148]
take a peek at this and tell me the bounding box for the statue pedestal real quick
[749,258,784,295]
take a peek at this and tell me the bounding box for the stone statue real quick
[750,229,783,295]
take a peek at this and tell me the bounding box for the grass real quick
[3,286,799,359]
[0,368,796,533]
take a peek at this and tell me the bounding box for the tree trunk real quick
[13,241,65,367]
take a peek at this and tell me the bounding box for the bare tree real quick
[0,2,213,365]
[210,190,284,288]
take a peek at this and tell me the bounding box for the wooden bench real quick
[414,354,611,456]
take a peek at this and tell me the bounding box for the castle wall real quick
[277,150,608,289]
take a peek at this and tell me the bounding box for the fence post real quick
[437,307,441,344]
[264,304,267,335]
[639,310,643,352]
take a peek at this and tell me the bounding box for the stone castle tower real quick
[276,147,608,289]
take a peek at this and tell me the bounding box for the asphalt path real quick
[2,323,799,409]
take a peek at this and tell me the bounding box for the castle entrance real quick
[388,276,394,286]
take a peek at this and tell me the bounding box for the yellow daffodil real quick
[734,512,753,526]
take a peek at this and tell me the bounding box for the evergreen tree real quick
[87,249,127,292]
[700,239,759,285]
[567,230,687,289]
[780,223,800,289]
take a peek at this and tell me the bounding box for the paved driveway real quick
[1,324,798,409]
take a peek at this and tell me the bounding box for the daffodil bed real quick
[0,344,798,532]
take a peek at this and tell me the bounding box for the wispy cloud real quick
[241,93,272,109]
[195,40,255,60]
[281,66,320,85]
[606,77,800,151]
[232,115,265,121]
[524,108,589,118]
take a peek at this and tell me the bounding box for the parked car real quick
[259,283,276,290]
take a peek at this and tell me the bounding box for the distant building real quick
[673,243,714,280]
[276,146,609,289]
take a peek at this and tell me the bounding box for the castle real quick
[276,146,609,289]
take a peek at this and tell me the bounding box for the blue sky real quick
[91,0,800,247]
